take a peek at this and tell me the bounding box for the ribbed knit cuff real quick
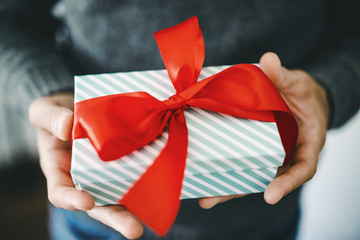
[0,17,74,118]
[306,52,360,129]
[5,60,74,118]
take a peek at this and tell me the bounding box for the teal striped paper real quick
[71,65,285,206]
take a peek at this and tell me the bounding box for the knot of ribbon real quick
[72,16,298,236]
[163,95,189,111]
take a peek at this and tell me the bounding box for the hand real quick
[29,93,143,239]
[199,52,329,208]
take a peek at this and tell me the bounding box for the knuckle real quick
[307,165,317,180]
[283,177,295,191]
[289,70,312,97]
[47,191,59,207]
[300,162,317,182]
[47,186,65,209]
[297,77,310,95]
[107,207,122,220]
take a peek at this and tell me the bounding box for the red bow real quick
[72,16,298,236]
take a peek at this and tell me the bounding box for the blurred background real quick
[297,109,360,240]
[0,95,47,239]
[0,93,359,239]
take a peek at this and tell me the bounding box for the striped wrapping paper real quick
[71,65,285,206]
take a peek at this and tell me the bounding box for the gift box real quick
[70,16,297,235]
[71,65,286,205]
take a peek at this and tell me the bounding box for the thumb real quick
[29,95,74,140]
[259,52,290,91]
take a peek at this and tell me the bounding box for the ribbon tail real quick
[120,110,188,236]
[274,111,298,165]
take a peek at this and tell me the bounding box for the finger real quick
[43,150,95,211]
[259,52,292,92]
[38,130,94,211]
[264,144,318,205]
[45,161,95,211]
[29,95,74,140]
[48,184,95,211]
[198,194,248,209]
[87,206,144,239]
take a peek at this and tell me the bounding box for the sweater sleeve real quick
[0,0,74,117]
[304,0,360,129]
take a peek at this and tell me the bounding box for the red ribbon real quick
[72,16,298,236]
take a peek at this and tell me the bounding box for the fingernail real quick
[56,112,71,139]
[53,113,64,137]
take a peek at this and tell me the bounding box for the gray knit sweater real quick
[1,0,360,128]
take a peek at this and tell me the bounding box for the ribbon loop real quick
[154,16,204,92]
